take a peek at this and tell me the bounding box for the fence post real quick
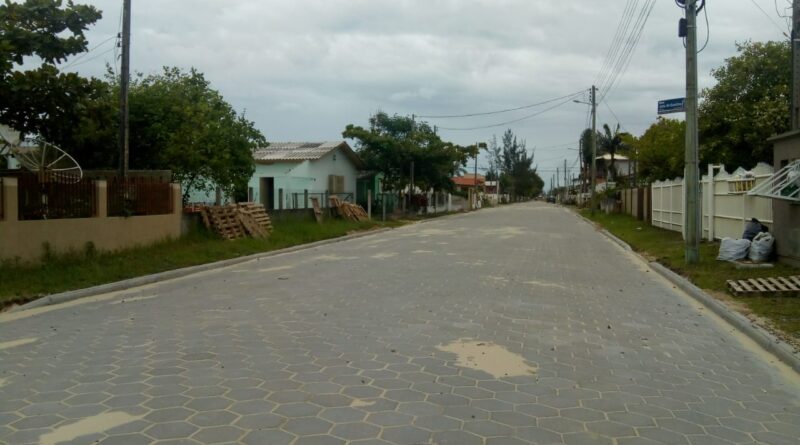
[95,180,107,218]
[367,189,372,220]
[381,193,386,222]
[447,193,452,212]
[278,188,284,211]
[2,177,18,222]
[304,189,308,209]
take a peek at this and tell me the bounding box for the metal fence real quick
[17,173,96,220]
[286,191,354,210]
[108,177,173,217]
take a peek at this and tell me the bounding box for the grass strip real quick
[0,218,403,307]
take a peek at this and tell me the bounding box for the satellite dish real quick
[0,125,20,157]
[10,137,83,183]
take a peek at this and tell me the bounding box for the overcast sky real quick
[67,0,789,181]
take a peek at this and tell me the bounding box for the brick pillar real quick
[2,177,18,221]
[95,180,107,218]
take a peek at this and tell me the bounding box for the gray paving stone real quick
[2,202,800,445]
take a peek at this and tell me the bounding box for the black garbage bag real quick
[742,218,769,241]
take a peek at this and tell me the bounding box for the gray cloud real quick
[68,0,788,176]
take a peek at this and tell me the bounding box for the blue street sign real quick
[658,98,686,114]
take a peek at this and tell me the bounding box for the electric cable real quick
[749,0,791,37]
[595,0,641,94]
[416,90,586,119]
[600,0,656,102]
[436,94,581,131]
[60,34,117,70]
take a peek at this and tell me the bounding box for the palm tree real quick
[600,123,626,182]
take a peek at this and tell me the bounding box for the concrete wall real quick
[651,163,775,240]
[772,136,800,266]
[0,178,182,263]
[621,187,651,222]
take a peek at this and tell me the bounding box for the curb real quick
[574,210,800,373]
[12,227,393,313]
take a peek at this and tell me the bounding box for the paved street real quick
[1,202,799,445]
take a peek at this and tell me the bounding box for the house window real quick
[328,175,345,193]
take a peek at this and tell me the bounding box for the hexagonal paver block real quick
[414,415,463,432]
[330,422,382,441]
[188,410,239,427]
[366,411,414,427]
[381,425,431,444]
[319,407,367,423]
[293,436,345,445]
[191,425,246,444]
[432,430,484,445]
[241,429,295,445]
[283,417,333,435]
[235,412,286,429]
[274,402,323,418]
[145,407,195,423]
[464,420,514,438]
[144,422,199,440]
[397,401,442,416]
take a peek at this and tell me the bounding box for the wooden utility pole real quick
[684,0,701,264]
[118,0,131,177]
[564,159,568,202]
[793,0,800,130]
[590,85,598,215]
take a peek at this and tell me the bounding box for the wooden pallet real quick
[328,196,368,222]
[201,205,246,240]
[310,197,323,223]
[200,203,273,240]
[727,276,800,296]
[237,202,273,237]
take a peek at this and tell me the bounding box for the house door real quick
[259,177,275,210]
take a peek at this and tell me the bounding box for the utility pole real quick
[793,0,800,130]
[564,159,568,203]
[118,0,131,178]
[409,160,414,212]
[473,144,478,209]
[684,0,701,264]
[590,85,598,215]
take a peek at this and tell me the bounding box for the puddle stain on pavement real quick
[0,337,38,350]
[371,252,398,259]
[437,339,537,378]
[39,411,141,445]
[524,280,567,290]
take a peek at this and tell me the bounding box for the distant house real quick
[249,141,364,210]
[595,153,637,183]
[452,174,485,193]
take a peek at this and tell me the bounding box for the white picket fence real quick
[651,163,774,240]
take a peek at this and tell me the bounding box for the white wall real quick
[651,163,774,240]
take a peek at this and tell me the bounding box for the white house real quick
[248,141,363,209]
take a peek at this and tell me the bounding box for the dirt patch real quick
[39,412,140,445]
[437,339,537,378]
[709,290,800,353]
[0,337,38,351]
[258,265,295,273]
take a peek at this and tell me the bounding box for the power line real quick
[436,94,582,131]
[416,90,585,119]
[595,0,639,90]
[62,46,116,70]
[60,35,117,70]
[599,0,657,102]
[748,0,791,37]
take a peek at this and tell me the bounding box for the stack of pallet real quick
[328,196,369,222]
[237,203,273,237]
[200,203,272,240]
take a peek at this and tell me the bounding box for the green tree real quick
[0,0,103,139]
[342,112,470,193]
[598,123,629,182]
[497,129,543,200]
[699,40,790,167]
[126,67,264,202]
[633,117,686,182]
